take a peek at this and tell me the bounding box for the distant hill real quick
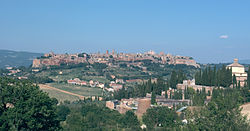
[239,59,250,64]
[0,49,43,68]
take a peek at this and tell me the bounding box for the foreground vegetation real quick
[0,77,60,130]
[1,77,249,130]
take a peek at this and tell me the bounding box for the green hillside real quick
[0,49,43,68]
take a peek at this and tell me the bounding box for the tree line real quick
[195,65,232,87]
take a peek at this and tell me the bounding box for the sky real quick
[0,0,250,63]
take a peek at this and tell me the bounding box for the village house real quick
[67,79,77,84]
[126,79,143,83]
[109,83,123,91]
[106,88,114,92]
[18,76,28,80]
[67,78,88,86]
[97,83,105,88]
[115,79,124,84]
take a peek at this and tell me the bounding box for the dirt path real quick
[39,84,85,100]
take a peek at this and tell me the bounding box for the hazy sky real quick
[0,0,250,63]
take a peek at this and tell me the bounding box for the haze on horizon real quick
[0,0,250,63]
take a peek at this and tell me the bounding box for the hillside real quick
[0,49,43,68]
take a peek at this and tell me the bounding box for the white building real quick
[227,59,247,87]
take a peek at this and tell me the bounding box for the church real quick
[227,59,248,87]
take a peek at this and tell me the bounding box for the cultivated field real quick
[48,83,103,97]
[39,84,81,102]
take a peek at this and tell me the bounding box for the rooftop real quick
[227,59,244,67]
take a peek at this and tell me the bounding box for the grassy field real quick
[40,85,80,102]
[49,83,103,97]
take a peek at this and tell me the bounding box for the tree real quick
[119,63,127,68]
[195,69,202,85]
[238,81,241,88]
[56,105,70,121]
[170,71,178,88]
[177,70,186,83]
[120,111,140,129]
[248,69,250,88]
[0,77,61,130]
[80,103,123,130]
[63,112,85,130]
[187,88,250,130]
[142,106,180,129]
[151,91,156,104]
[195,65,232,87]
[192,89,206,106]
[233,74,237,88]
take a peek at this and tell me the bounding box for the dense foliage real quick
[195,65,232,87]
[28,74,54,84]
[169,70,187,88]
[62,101,140,130]
[113,77,167,100]
[142,106,180,129]
[0,77,60,130]
[185,88,250,131]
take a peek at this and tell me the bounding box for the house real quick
[97,83,105,88]
[126,79,143,83]
[109,83,123,91]
[89,80,96,87]
[67,80,77,84]
[110,75,116,79]
[79,81,87,86]
[67,78,87,86]
[18,76,28,80]
[89,80,94,85]
[106,88,114,92]
[116,79,124,84]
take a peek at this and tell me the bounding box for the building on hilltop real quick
[32,51,200,68]
[227,59,247,87]
[177,79,214,97]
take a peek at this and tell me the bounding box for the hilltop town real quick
[32,50,200,68]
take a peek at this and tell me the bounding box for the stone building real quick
[136,98,151,117]
[227,59,247,87]
[177,79,213,95]
[32,59,41,68]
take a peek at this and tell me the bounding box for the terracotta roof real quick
[227,59,244,67]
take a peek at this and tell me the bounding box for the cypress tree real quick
[238,81,241,88]
[199,69,202,85]
[233,74,237,88]
[151,91,156,104]
[202,68,206,85]
[212,66,217,86]
[195,70,202,85]
[248,68,250,88]
[170,71,177,89]
[208,66,212,86]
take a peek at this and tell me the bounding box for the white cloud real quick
[219,35,229,39]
